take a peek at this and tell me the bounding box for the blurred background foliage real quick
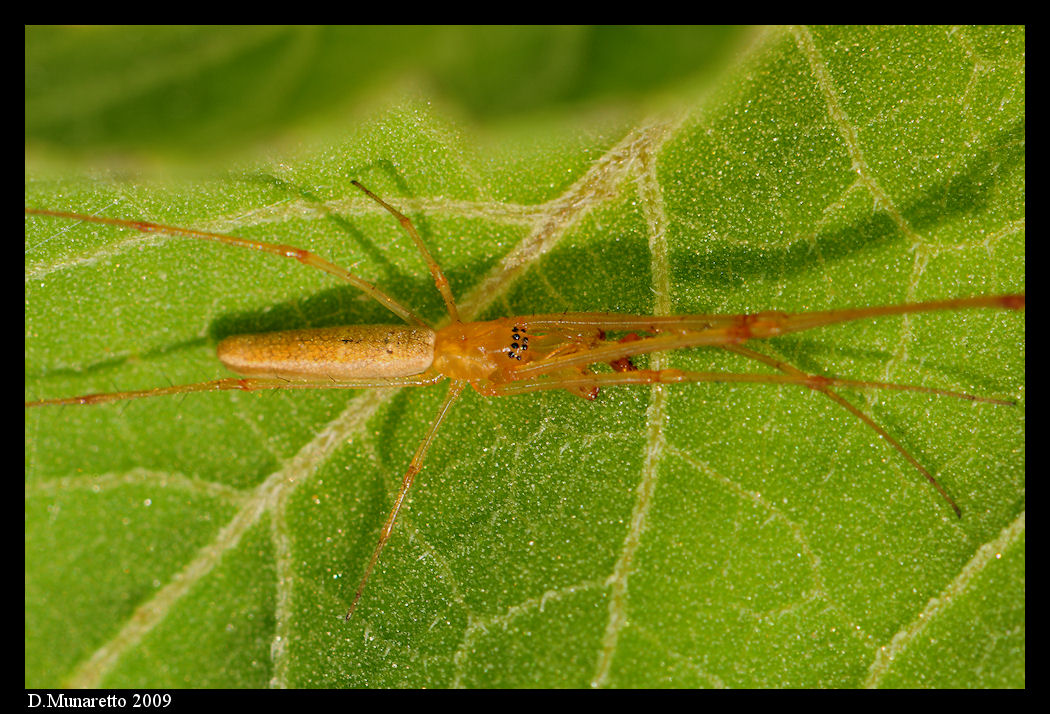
[26,25,748,168]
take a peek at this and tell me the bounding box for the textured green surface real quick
[26,26,1024,688]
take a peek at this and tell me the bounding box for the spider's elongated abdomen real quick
[217,325,436,380]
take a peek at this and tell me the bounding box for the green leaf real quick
[26,26,1024,689]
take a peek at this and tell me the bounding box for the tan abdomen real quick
[217,325,436,380]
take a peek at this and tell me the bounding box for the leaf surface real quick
[25,26,1024,688]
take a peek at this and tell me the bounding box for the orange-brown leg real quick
[513,295,1025,379]
[25,207,430,328]
[520,295,1024,337]
[351,181,462,324]
[490,367,1014,404]
[25,373,447,407]
[486,360,1016,516]
[346,379,467,619]
[723,344,962,516]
